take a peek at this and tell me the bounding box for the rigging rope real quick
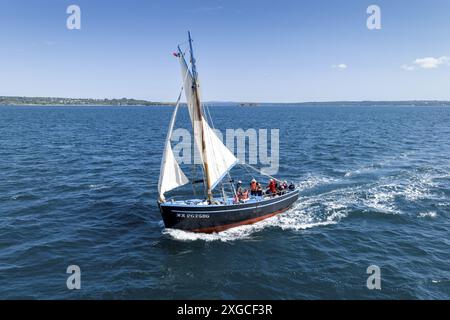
[241,160,256,179]
[239,162,280,182]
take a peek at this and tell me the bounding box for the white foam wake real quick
[162,208,339,242]
[418,211,437,218]
[161,167,444,242]
[89,184,109,191]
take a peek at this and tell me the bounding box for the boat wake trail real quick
[162,165,447,242]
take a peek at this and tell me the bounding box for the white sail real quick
[202,118,238,189]
[177,48,238,192]
[158,92,189,202]
[179,53,204,159]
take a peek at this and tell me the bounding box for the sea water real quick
[0,105,449,299]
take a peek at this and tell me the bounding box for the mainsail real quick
[177,33,238,198]
[178,47,204,163]
[157,90,189,202]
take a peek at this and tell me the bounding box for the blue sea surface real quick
[0,105,449,299]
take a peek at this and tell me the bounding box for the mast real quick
[188,32,198,81]
[188,31,213,201]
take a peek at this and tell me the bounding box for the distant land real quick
[0,96,174,106]
[1,96,450,107]
[208,101,450,107]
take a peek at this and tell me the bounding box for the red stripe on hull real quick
[191,206,292,234]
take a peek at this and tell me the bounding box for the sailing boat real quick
[157,32,299,233]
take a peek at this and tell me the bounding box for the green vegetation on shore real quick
[0,96,174,106]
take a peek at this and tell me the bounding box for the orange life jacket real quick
[269,181,277,193]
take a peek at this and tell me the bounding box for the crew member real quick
[240,189,249,201]
[250,179,258,196]
[236,181,244,194]
[267,179,277,196]
[256,183,263,196]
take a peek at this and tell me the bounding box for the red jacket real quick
[268,181,277,193]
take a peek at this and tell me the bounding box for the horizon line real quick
[2,96,450,105]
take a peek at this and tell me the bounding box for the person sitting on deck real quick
[256,183,263,196]
[266,179,277,196]
[240,189,249,201]
[233,182,250,203]
[250,179,258,196]
[233,181,244,204]
[288,182,295,191]
[277,182,284,195]
[233,193,239,204]
[236,181,244,194]
[278,181,288,194]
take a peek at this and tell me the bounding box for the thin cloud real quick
[415,56,450,69]
[401,64,415,71]
[190,6,223,13]
[404,56,450,70]
[332,64,347,71]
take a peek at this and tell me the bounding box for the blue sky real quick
[0,0,449,102]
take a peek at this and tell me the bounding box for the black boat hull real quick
[158,190,299,233]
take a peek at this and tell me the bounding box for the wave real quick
[358,168,444,215]
[162,210,338,242]
[161,165,446,242]
[362,183,403,214]
[418,211,437,218]
[162,220,273,242]
[88,184,109,191]
[343,152,412,178]
[297,174,338,191]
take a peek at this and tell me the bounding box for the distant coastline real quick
[1,96,450,107]
[0,96,174,107]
